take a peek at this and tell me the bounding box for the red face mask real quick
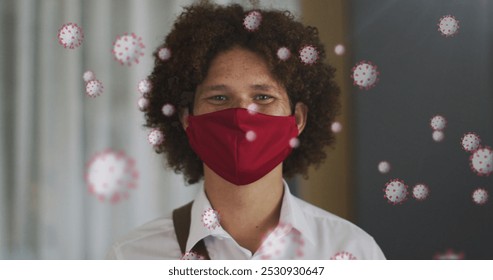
[186,108,299,186]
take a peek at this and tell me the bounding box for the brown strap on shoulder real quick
[172,201,211,260]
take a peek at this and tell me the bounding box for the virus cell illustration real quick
[430,115,447,131]
[412,184,430,201]
[378,161,391,174]
[148,129,164,146]
[243,10,262,31]
[461,132,481,152]
[158,47,171,61]
[330,251,357,260]
[469,146,493,176]
[257,223,304,259]
[161,103,175,117]
[334,44,345,56]
[245,130,257,142]
[433,249,465,260]
[472,188,488,205]
[57,22,84,49]
[180,251,205,260]
[277,47,291,61]
[438,15,459,37]
[351,60,379,90]
[432,130,445,142]
[85,149,138,203]
[289,138,300,149]
[83,70,96,83]
[112,32,145,66]
[299,45,319,65]
[137,97,149,112]
[137,79,152,95]
[383,179,409,205]
[201,208,221,230]
[85,80,104,98]
[331,121,343,133]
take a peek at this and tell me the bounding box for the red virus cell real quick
[433,249,465,260]
[430,115,447,131]
[85,149,138,203]
[158,47,172,61]
[112,32,145,66]
[331,121,343,133]
[83,70,96,83]
[137,79,152,95]
[148,129,164,146]
[85,80,104,98]
[432,130,445,142]
[299,45,319,65]
[334,44,345,56]
[378,161,391,174]
[472,188,488,205]
[277,47,291,61]
[461,132,481,153]
[161,103,175,117]
[201,208,221,230]
[289,137,300,149]
[351,60,379,90]
[180,251,205,260]
[412,184,430,201]
[469,146,493,176]
[383,179,409,205]
[257,223,304,259]
[137,97,150,112]
[438,15,459,37]
[245,130,257,142]
[57,22,84,49]
[330,251,357,260]
[243,10,262,31]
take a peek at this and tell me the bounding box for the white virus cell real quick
[331,121,343,133]
[148,129,164,146]
[277,47,291,61]
[137,79,152,95]
[247,103,259,114]
[83,70,96,82]
[57,22,84,49]
[137,97,150,112]
[289,138,300,149]
[430,115,447,131]
[461,132,481,152]
[351,60,379,90]
[334,44,345,56]
[330,251,357,260]
[245,130,257,142]
[161,103,175,117]
[257,223,304,259]
[412,184,430,201]
[85,149,138,203]
[180,251,205,260]
[112,32,145,66]
[201,208,221,230]
[432,130,445,142]
[383,179,409,205]
[469,146,493,176]
[438,15,459,37]
[85,80,104,98]
[158,47,171,61]
[433,249,465,260]
[299,45,319,65]
[378,161,391,174]
[472,188,488,205]
[243,10,262,31]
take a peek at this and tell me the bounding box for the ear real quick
[294,102,308,134]
[179,107,190,130]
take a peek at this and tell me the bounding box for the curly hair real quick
[144,1,340,185]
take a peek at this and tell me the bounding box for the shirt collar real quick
[186,179,317,252]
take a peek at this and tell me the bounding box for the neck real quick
[203,164,285,254]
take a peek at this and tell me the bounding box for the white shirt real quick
[106,180,386,259]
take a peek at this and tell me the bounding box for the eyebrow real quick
[201,84,276,92]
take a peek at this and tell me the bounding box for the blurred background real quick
[0,0,492,259]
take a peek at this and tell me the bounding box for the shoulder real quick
[106,213,182,260]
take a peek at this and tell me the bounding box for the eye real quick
[254,94,273,103]
[207,95,228,104]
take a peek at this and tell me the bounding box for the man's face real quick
[193,47,292,116]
